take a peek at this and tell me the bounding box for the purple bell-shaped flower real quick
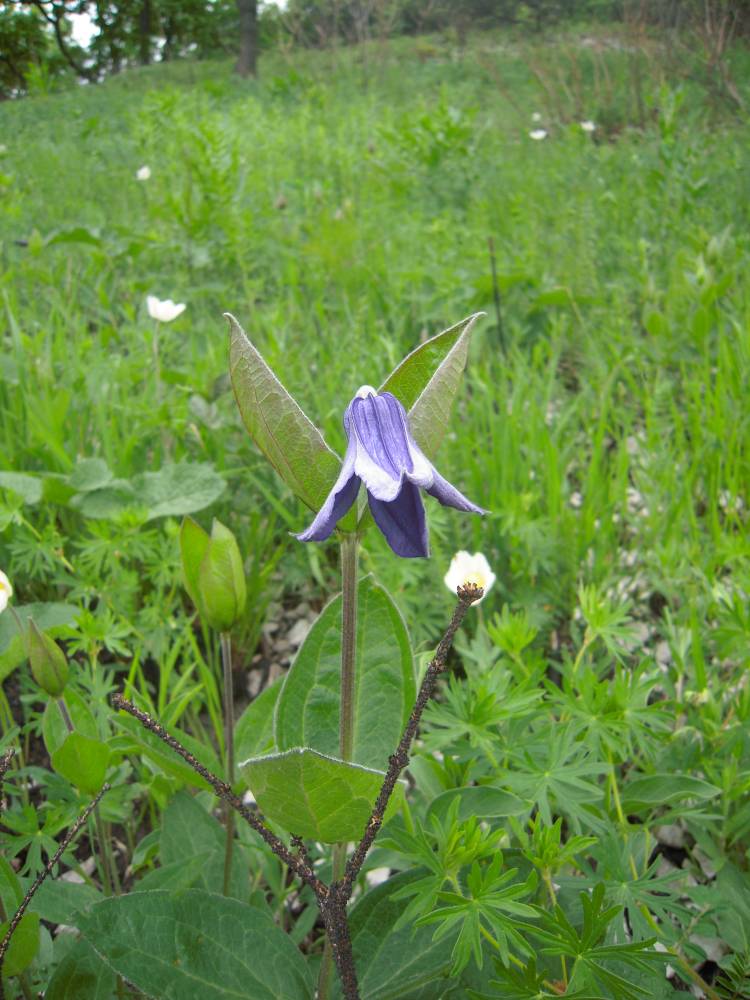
[296,387,485,558]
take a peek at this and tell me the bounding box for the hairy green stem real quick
[318,533,359,1000]
[339,534,359,762]
[220,632,236,897]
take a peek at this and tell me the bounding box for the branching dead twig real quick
[0,783,110,1000]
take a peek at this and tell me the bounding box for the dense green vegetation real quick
[1,22,750,999]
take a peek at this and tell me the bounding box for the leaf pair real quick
[227,311,483,526]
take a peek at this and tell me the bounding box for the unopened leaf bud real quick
[28,619,69,697]
[199,520,247,633]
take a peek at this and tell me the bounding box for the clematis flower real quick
[296,387,485,558]
[136,165,151,181]
[444,551,495,605]
[0,570,12,614]
[147,295,186,323]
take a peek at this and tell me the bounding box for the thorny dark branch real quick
[0,782,110,1000]
[111,585,480,1000]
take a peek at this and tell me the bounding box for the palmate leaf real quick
[416,855,536,975]
[528,885,668,1000]
[500,726,607,827]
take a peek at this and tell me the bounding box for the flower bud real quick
[180,517,246,633]
[28,619,69,697]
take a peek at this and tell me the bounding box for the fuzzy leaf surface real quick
[274,577,414,770]
[240,747,404,843]
[78,889,314,999]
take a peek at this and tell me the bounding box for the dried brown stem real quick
[110,695,327,899]
[0,783,110,999]
[340,583,481,900]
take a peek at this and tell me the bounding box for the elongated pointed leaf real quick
[78,889,314,1000]
[380,313,483,458]
[227,313,350,521]
[274,576,414,770]
[240,747,404,843]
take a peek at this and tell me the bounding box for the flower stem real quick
[339,533,359,763]
[220,632,236,897]
[318,533,359,1000]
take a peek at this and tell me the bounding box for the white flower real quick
[529,129,547,141]
[580,120,596,133]
[444,552,496,605]
[0,571,12,614]
[531,112,543,122]
[147,295,186,323]
[136,165,151,181]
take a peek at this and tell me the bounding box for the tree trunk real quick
[235,0,258,77]
[139,0,152,66]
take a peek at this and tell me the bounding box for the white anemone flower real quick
[580,120,596,133]
[0,571,12,614]
[136,165,152,181]
[147,296,186,323]
[529,129,547,141]
[444,552,496,605]
[531,112,543,122]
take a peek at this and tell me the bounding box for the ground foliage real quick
[0,20,750,1000]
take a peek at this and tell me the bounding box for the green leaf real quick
[45,938,117,1000]
[227,312,351,523]
[113,711,222,792]
[426,786,530,826]
[380,313,482,459]
[78,889,314,999]
[240,747,404,843]
[50,732,111,795]
[136,853,214,893]
[0,858,39,979]
[179,516,210,611]
[0,602,79,683]
[235,679,282,760]
[0,471,42,504]
[68,458,113,493]
[274,577,414,770]
[0,912,39,978]
[29,878,102,924]
[621,774,721,811]
[43,689,98,756]
[159,791,249,900]
[135,462,226,520]
[45,226,102,248]
[333,871,455,999]
[70,479,138,519]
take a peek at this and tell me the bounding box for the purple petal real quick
[295,439,361,542]
[349,392,415,500]
[368,482,429,558]
[426,470,486,515]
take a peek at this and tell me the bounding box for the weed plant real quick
[0,23,749,1000]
